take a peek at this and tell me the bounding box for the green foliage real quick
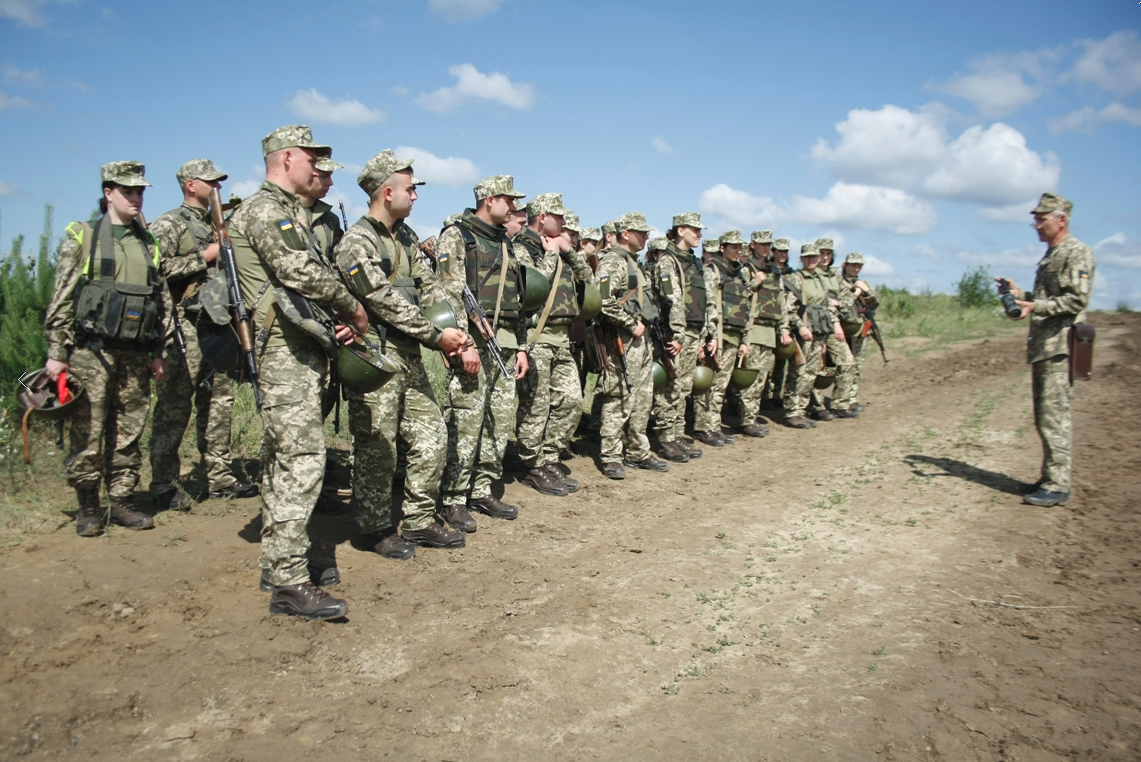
[0,205,58,412]
[875,281,1014,342]
[954,265,998,309]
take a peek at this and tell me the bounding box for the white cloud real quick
[287,88,385,127]
[428,0,506,20]
[0,0,72,28]
[0,90,34,109]
[810,104,947,187]
[1049,103,1141,134]
[394,145,479,188]
[922,123,1060,206]
[930,68,1039,119]
[952,242,1042,268]
[230,180,261,200]
[0,179,20,196]
[651,137,674,155]
[911,244,940,261]
[698,184,778,227]
[1,62,45,87]
[861,255,896,276]
[1095,233,1141,269]
[416,63,534,113]
[1070,30,1141,95]
[977,199,1038,223]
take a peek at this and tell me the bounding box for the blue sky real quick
[1,0,1138,308]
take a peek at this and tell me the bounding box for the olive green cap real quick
[564,212,581,233]
[101,160,152,187]
[580,226,601,241]
[751,229,773,244]
[845,252,864,265]
[474,174,525,201]
[1031,192,1073,216]
[619,212,653,233]
[814,237,834,251]
[719,229,744,246]
[601,220,619,235]
[526,192,569,217]
[261,124,331,157]
[176,158,228,186]
[358,149,422,195]
[316,158,343,172]
[800,243,819,256]
[703,238,721,252]
[773,238,790,251]
[648,236,669,252]
[672,212,707,230]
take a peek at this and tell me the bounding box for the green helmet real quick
[773,339,798,360]
[652,361,668,392]
[520,265,552,311]
[692,364,715,393]
[338,341,399,394]
[814,369,836,390]
[576,281,602,321]
[17,368,86,421]
[841,318,864,338]
[423,300,460,332]
[729,366,759,390]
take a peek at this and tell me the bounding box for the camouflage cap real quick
[316,158,343,172]
[474,174,525,201]
[564,212,581,233]
[703,238,721,252]
[175,158,228,186]
[773,238,790,251]
[800,243,819,256]
[845,252,864,265]
[580,227,601,241]
[672,212,707,229]
[443,212,463,228]
[526,192,569,217]
[719,229,744,246]
[619,212,653,233]
[261,124,331,157]
[101,160,152,187]
[602,220,619,235]
[815,237,835,251]
[648,236,669,252]
[1031,192,1073,216]
[358,149,422,195]
[751,229,773,244]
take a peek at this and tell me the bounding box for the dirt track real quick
[1,312,1139,761]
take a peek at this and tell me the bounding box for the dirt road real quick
[1,312,1138,761]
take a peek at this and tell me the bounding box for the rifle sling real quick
[530,253,562,344]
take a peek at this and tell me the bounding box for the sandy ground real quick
[0,312,1138,761]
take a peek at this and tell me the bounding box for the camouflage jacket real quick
[228,181,359,351]
[654,243,714,340]
[784,268,838,335]
[44,218,173,361]
[1013,235,1095,363]
[148,203,214,296]
[841,274,879,311]
[514,228,592,345]
[334,214,445,356]
[305,199,343,261]
[596,245,653,336]
[742,258,791,345]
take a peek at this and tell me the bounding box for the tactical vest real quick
[520,233,579,323]
[452,218,521,326]
[171,205,216,304]
[714,258,751,332]
[750,265,784,324]
[344,217,427,353]
[818,267,842,298]
[617,251,659,323]
[175,205,214,253]
[795,271,833,336]
[67,217,164,347]
[308,204,340,260]
[675,252,708,328]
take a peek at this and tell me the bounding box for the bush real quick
[0,205,57,412]
[955,265,998,309]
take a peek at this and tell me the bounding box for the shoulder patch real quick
[276,218,305,250]
[1079,270,1090,280]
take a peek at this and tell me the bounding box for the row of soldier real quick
[40,124,881,620]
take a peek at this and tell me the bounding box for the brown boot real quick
[441,503,477,534]
[521,466,569,496]
[469,495,518,521]
[75,484,103,537]
[659,440,690,463]
[109,495,155,530]
[402,522,466,548]
[675,439,703,460]
[545,462,580,492]
[268,580,348,620]
[740,423,770,437]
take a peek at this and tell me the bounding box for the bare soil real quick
[1,312,1139,761]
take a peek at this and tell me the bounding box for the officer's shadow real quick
[903,454,1023,496]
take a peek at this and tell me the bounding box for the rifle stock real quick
[858,294,889,365]
[613,330,632,391]
[209,188,262,409]
[461,284,512,379]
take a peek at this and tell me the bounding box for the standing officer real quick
[44,161,170,535]
[783,244,843,429]
[764,238,795,406]
[998,192,1095,507]
[436,176,531,528]
[733,232,788,437]
[811,238,857,420]
[229,125,368,620]
[148,159,256,510]
[839,252,877,414]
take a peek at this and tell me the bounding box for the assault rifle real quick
[337,200,350,232]
[140,211,190,364]
[858,294,889,365]
[209,188,262,409]
[461,283,512,379]
[648,318,678,380]
[613,329,632,392]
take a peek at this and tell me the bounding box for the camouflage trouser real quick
[149,313,236,494]
[516,343,583,468]
[847,334,868,406]
[597,333,652,463]
[1033,355,1073,493]
[694,338,742,432]
[730,343,776,427]
[784,337,822,419]
[810,333,856,412]
[349,350,445,533]
[442,345,517,504]
[257,343,328,587]
[651,330,699,442]
[64,346,152,498]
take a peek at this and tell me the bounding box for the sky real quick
[1,0,1138,308]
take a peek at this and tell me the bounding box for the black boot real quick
[75,484,103,537]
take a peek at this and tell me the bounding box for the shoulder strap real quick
[492,241,509,330]
[529,253,563,344]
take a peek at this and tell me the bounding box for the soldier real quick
[513,194,593,496]
[579,227,602,257]
[602,220,619,249]
[645,236,669,268]
[839,252,877,413]
[594,212,669,479]
[772,238,793,275]
[229,124,368,620]
[650,212,711,462]
[148,159,257,511]
[302,157,344,259]
[810,238,858,420]
[732,231,788,437]
[437,176,531,527]
[748,230,773,267]
[701,236,719,265]
[764,238,795,406]
[333,149,470,558]
[44,161,170,536]
[693,230,751,445]
[998,192,1095,507]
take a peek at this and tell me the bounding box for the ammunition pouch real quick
[274,287,339,359]
[805,304,834,337]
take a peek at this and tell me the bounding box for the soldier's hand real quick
[348,304,369,336]
[855,280,869,293]
[753,269,765,284]
[696,344,706,361]
[708,339,719,356]
[1014,299,1034,320]
[738,344,749,359]
[460,345,481,376]
[667,340,682,356]
[780,334,792,346]
[45,358,68,381]
[542,234,571,254]
[202,242,220,265]
[438,327,467,355]
[833,324,845,342]
[995,276,1016,294]
[515,350,530,380]
[799,327,813,342]
[632,321,646,339]
[152,358,167,383]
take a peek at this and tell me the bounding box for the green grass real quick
[875,286,1021,342]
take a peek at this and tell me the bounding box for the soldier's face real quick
[486,195,513,225]
[774,250,788,264]
[580,240,598,255]
[539,212,563,237]
[315,171,334,199]
[187,178,220,206]
[287,148,322,195]
[1033,212,1065,243]
[106,184,144,220]
[801,254,820,272]
[844,263,862,278]
[818,249,833,266]
[625,230,648,251]
[751,242,772,259]
[388,170,418,218]
[676,225,701,248]
[722,243,743,261]
[504,209,526,237]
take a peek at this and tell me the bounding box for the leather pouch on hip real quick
[1068,323,1095,382]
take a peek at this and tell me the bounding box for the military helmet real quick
[338,341,399,394]
[813,369,836,390]
[773,339,798,360]
[423,300,460,332]
[692,364,715,393]
[729,366,759,390]
[652,361,669,392]
[520,265,552,311]
[841,317,865,338]
[576,281,602,321]
[18,368,86,421]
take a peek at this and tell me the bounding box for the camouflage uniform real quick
[44,162,172,499]
[513,201,592,471]
[1012,196,1095,494]
[437,185,528,506]
[765,238,796,403]
[695,233,752,434]
[733,243,789,427]
[148,175,241,495]
[783,253,842,420]
[840,253,879,408]
[809,255,856,414]
[595,214,657,464]
[229,127,362,588]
